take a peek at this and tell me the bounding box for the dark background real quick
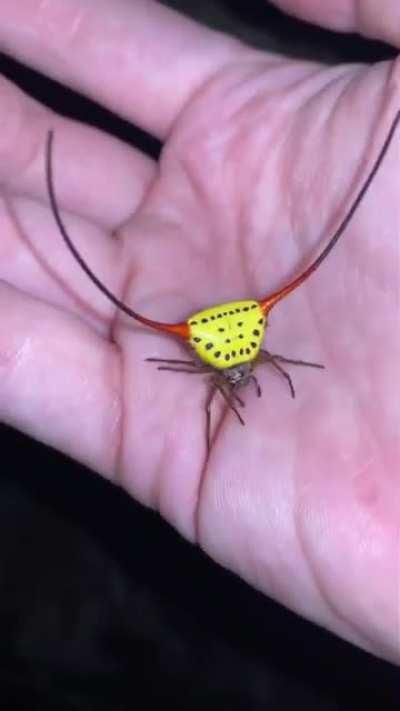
[0,2,398,709]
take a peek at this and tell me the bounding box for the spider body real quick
[218,361,254,388]
[188,300,265,369]
[45,110,400,452]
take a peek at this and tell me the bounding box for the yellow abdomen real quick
[188,300,266,369]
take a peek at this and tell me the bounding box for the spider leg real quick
[216,382,245,426]
[146,356,213,375]
[154,366,211,374]
[146,357,200,366]
[259,350,296,398]
[205,379,246,455]
[232,392,245,408]
[249,374,262,397]
[265,352,325,370]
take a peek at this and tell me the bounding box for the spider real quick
[45,111,400,451]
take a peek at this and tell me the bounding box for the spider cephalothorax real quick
[221,362,255,387]
[45,110,400,453]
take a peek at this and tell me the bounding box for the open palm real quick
[0,0,398,663]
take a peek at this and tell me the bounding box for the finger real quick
[0,0,241,140]
[0,193,128,329]
[269,0,400,47]
[0,75,156,229]
[0,281,121,479]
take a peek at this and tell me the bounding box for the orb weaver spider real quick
[45,111,400,452]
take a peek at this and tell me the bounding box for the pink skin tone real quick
[0,0,399,663]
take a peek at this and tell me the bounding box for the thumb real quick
[269,0,400,48]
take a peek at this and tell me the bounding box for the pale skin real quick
[0,0,399,663]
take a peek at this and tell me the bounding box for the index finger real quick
[269,0,400,48]
[0,0,242,140]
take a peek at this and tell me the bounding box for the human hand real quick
[0,0,398,663]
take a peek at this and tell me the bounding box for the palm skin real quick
[0,0,398,663]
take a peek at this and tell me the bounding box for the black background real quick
[0,1,398,709]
